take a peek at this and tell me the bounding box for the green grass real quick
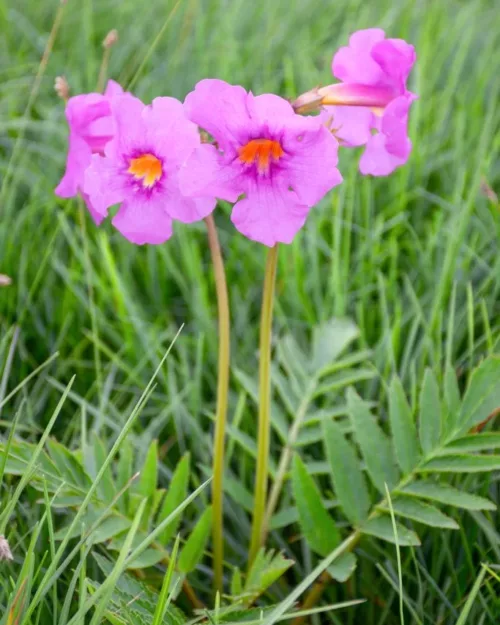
[1,0,500,623]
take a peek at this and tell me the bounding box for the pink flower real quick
[55,80,124,223]
[83,94,215,245]
[321,28,416,176]
[179,79,342,246]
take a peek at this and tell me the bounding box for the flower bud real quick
[103,29,118,49]
[0,536,13,561]
[54,76,70,101]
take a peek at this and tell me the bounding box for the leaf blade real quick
[421,454,500,473]
[398,481,495,511]
[419,369,442,454]
[322,419,370,524]
[347,388,399,493]
[360,516,421,546]
[385,497,459,529]
[389,376,420,473]
[291,455,340,556]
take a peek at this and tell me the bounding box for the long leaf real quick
[347,388,399,493]
[421,454,500,472]
[389,376,420,473]
[291,455,340,556]
[419,369,442,454]
[442,432,500,453]
[322,419,370,524]
[459,356,500,432]
[386,497,459,529]
[399,481,495,510]
[157,452,190,545]
[177,506,213,574]
[360,516,420,546]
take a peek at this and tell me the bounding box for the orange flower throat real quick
[238,139,284,174]
[128,153,162,188]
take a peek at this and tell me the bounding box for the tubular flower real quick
[55,80,124,223]
[83,94,215,245]
[322,28,417,176]
[179,79,342,246]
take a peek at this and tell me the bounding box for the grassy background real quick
[1,0,500,622]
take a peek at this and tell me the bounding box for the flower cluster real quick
[56,29,416,247]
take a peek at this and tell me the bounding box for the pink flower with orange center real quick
[179,79,342,246]
[83,94,215,244]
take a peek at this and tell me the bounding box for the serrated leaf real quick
[313,368,375,399]
[231,567,243,597]
[361,516,420,546]
[419,369,442,454]
[157,453,190,545]
[46,439,91,488]
[399,481,496,511]
[127,548,165,569]
[177,506,212,573]
[322,419,370,524]
[138,440,158,500]
[443,365,461,433]
[389,377,420,473]
[244,549,294,602]
[311,318,359,373]
[92,554,186,623]
[459,357,500,432]
[89,515,132,544]
[421,454,500,472]
[291,455,340,556]
[385,497,458,529]
[92,433,116,501]
[442,432,500,453]
[347,388,399,493]
[327,552,357,583]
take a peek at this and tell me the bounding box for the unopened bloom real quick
[83,94,215,244]
[0,535,13,561]
[321,28,416,176]
[55,80,124,223]
[180,79,342,246]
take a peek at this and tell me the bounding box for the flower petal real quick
[320,105,374,147]
[82,191,106,225]
[231,180,310,246]
[108,94,147,156]
[83,154,126,217]
[380,95,413,158]
[179,144,242,203]
[371,38,416,92]
[146,97,201,166]
[112,195,173,245]
[280,120,343,206]
[184,79,249,153]
[162,173,216,223]
[332,28,386,85]
[248,93,295,134]
[55,131,92,198]
[104,79,124,98]
[359,133,411,176]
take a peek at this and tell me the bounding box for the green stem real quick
[205,215,231,594]
[249,244,279,565]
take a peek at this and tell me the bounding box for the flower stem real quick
[204,214,230,594]
[249,244,279,565]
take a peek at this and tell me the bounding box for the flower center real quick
[128,153,162,188]
[238,139,284,174]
